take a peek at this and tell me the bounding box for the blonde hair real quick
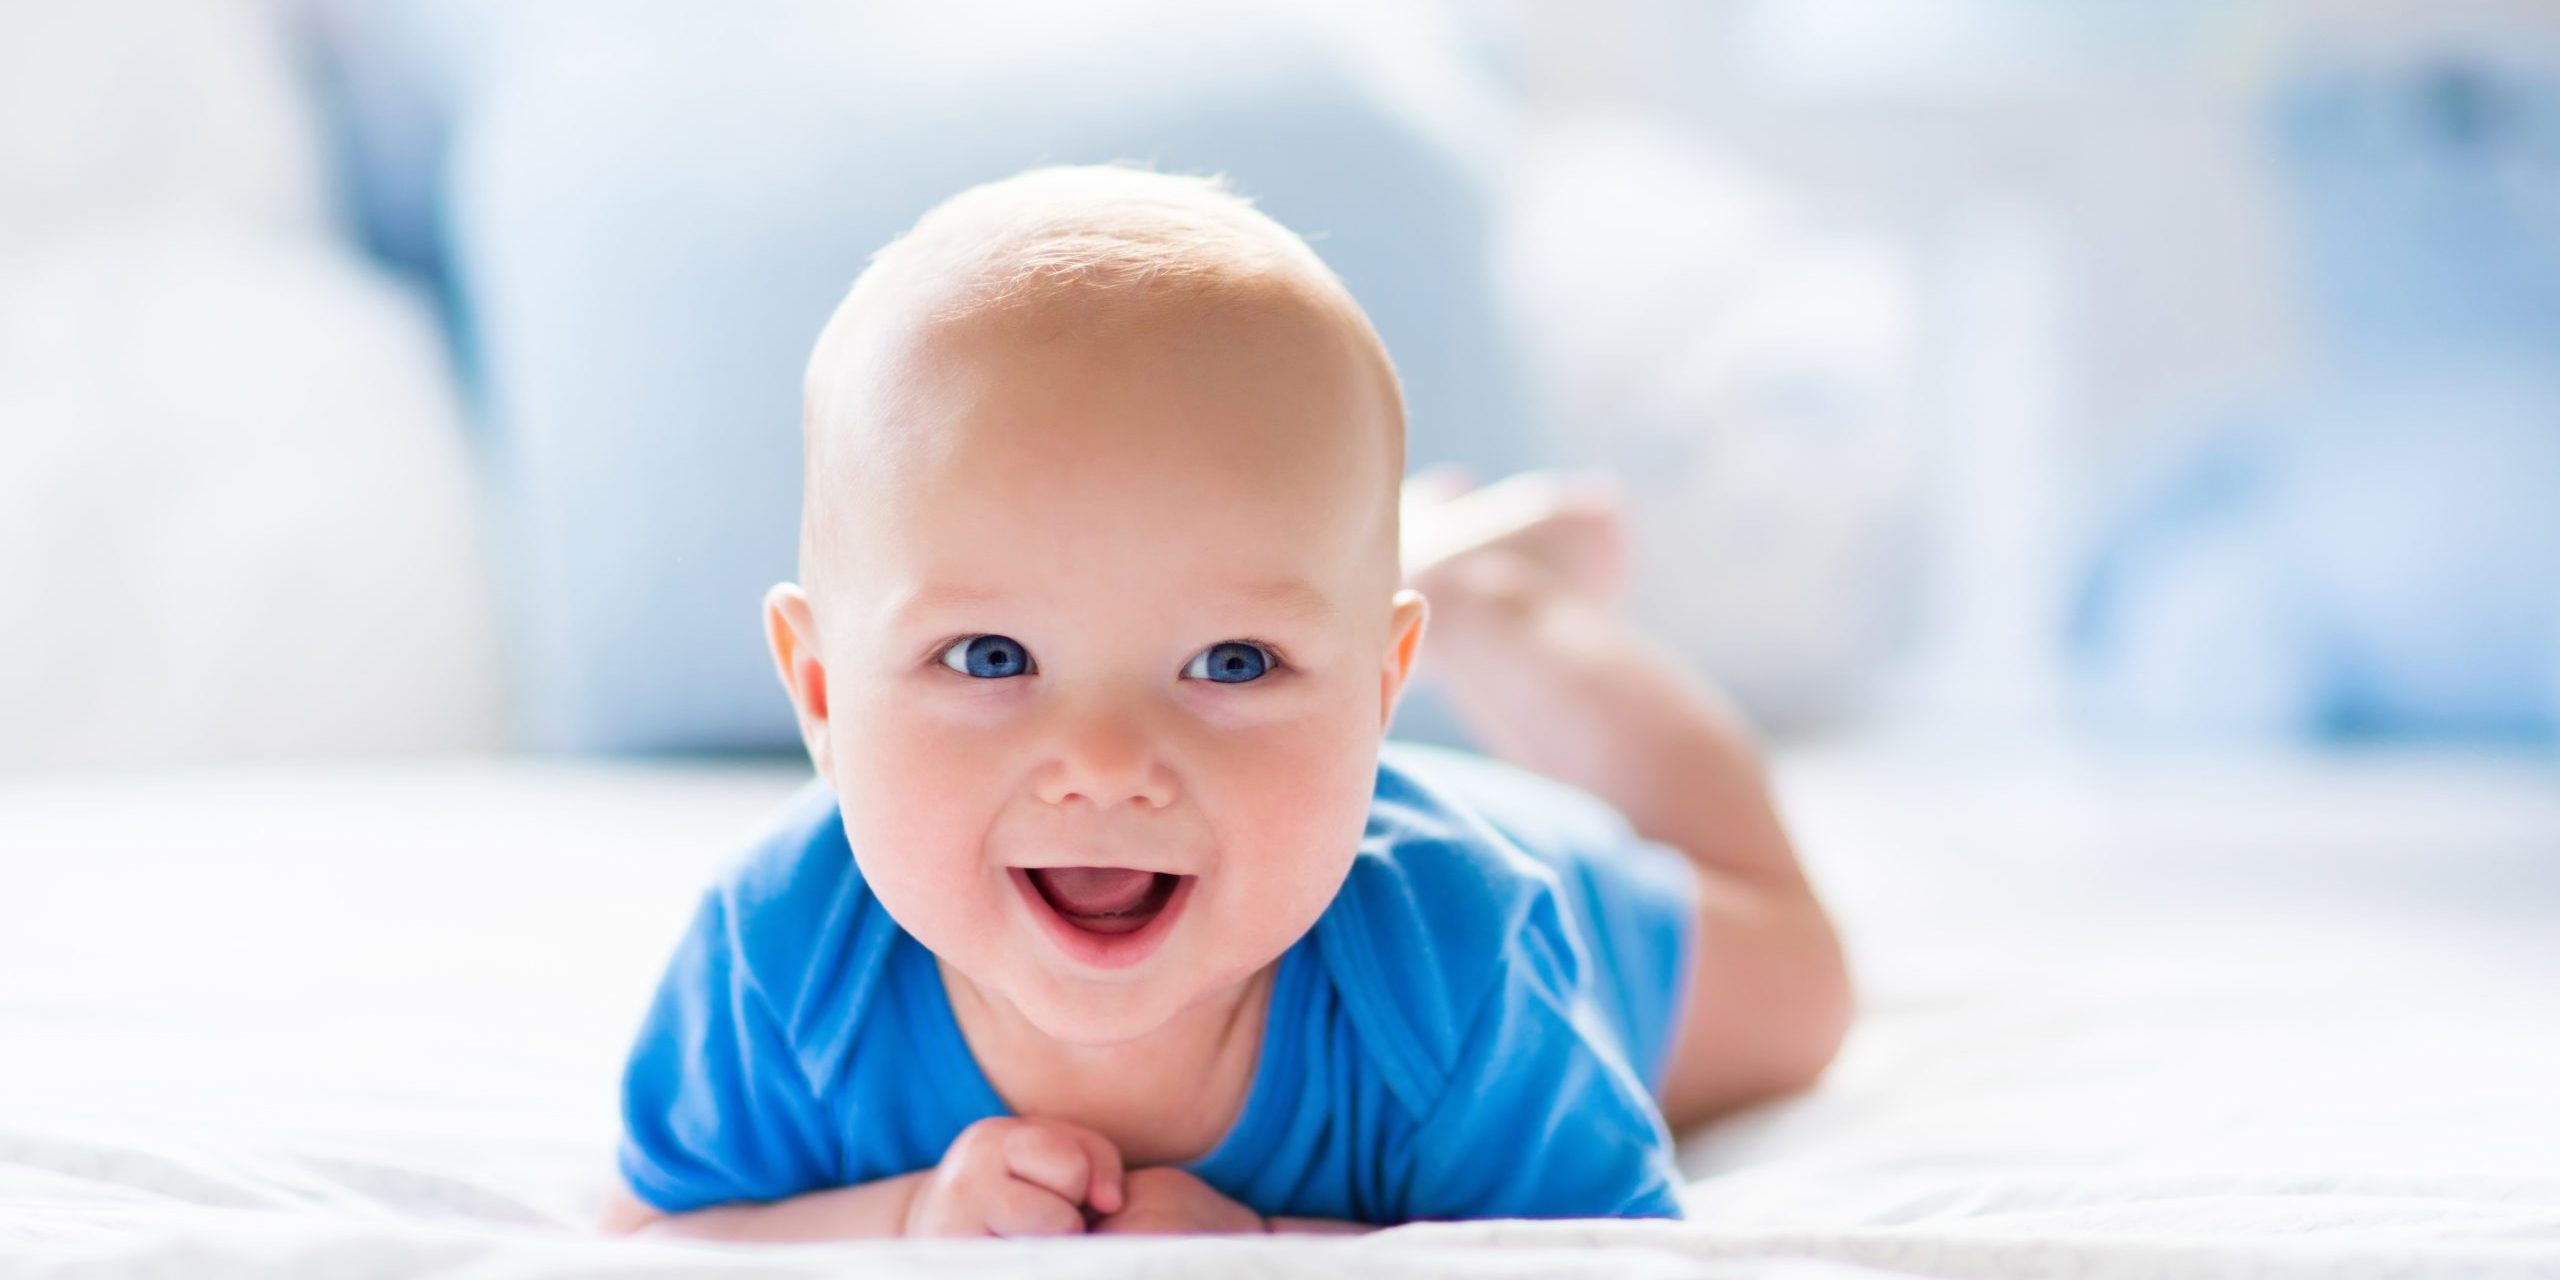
[797,164,1405,576]
[867,166,1338,320]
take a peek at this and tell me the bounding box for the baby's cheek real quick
[828,699,1011,934]
[833,687,1009,810]
[1216,711,1378,909]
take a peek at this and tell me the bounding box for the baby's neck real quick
[938,959,1273,1167]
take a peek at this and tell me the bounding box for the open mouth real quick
[1024,867,1182,935]
[1009,865,1196,969]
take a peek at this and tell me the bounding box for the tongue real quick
[1031,867,1158,917]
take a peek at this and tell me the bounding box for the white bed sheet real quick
[3,743,2556,1278]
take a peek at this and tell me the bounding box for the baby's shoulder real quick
[701,778,904,1094]
[1312,745,1603,1111]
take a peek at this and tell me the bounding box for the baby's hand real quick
[1091,1166,1266,1236]
[904,1117,1125,1237]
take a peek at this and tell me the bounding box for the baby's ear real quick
[1378,588,1429,729]
[763,583,833,773]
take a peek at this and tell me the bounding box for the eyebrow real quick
[885,577,1335,625]
[882,581,1002,627]
[1233,577,1336,623]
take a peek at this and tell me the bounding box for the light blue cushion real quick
[2069,54,2560,745]
[432,7,1526,752]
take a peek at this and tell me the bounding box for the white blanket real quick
[4,744,2555,1277]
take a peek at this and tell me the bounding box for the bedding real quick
[3,742,2555,1277]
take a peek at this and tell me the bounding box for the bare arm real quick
[598,1116,1121,1241]
[1086,1167,1372,1236]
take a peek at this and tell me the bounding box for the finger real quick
[999,1125,1093,1208]
[984,1177,1085,1238]
[1001,1121,1124,1215]
[1066,1126,1124,1216]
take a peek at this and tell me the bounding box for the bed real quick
[5,741,2556,1278]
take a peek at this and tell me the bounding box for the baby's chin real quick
[994,945,1280,1047]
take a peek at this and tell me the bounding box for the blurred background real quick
[5,0,2556,772]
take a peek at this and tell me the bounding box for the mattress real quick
[4,742,2555,1278]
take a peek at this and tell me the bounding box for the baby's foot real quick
[1401,467,1633,613]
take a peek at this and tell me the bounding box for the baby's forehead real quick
[894,287,1387,499]
[839,232,1383,399]
[801,295,1400,622]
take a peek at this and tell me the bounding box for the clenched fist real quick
[903,1117,1126,1237]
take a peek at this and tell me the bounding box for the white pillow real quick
[0,226,503,768]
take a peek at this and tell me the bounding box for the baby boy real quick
[600,165,1851,1238]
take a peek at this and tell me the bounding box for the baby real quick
[600,165,1850,1238]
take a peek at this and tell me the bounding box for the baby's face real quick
[776,293,1423,1045]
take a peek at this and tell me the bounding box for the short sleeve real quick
[1391,922,1685,1222]
[617,889,838,1213]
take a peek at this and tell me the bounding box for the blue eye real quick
[1183,641,1275,684]
[939,634,1034,679]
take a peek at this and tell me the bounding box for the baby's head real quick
[766,166,1427,1045]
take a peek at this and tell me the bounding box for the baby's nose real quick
[1033,707,1175,810]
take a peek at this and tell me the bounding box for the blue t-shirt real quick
[617,743,1699,1224]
